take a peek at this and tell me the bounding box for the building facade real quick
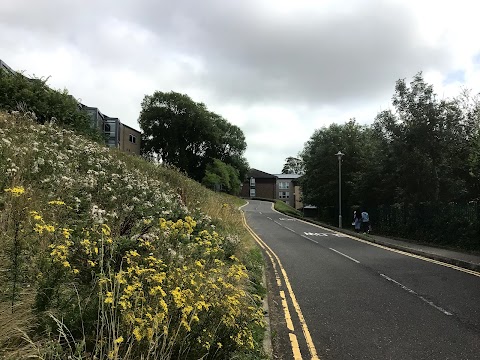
[119,123,141,155]
[240,168,277,199]
[240,169,304,209]
[274,174,302,208]
[82,105,141,155]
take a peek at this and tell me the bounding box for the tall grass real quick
[0,111,266,359]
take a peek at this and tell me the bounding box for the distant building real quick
[81,105,141,155]
[119,123,141,155]
[274,173,302,208]
[240,168,277,199]
[241,168,305,210]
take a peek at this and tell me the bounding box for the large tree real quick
[139,91,248,182]
[281,157,305,174]
[301,119,382,211]
[373,73,474,203]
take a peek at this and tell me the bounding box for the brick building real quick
[240,168,277,199]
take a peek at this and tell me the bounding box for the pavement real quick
[304,219,480,272]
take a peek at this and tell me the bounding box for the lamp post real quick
[335,151,344,228]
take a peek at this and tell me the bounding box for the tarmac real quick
[311,220,480,272]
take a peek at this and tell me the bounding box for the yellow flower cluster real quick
[4,186,25,196]
[34,209,262,355]
[48,200,66,206]
[30,210,56,234]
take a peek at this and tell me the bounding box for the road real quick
[242,200,480,360]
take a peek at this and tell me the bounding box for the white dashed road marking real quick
[380,273,453,316]
[329,248,360,263]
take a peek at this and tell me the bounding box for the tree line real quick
[298,73,480,249]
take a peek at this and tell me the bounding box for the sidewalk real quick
[306,219,480,272]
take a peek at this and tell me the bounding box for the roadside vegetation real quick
[273,201,302,218]
[0,111,266,359]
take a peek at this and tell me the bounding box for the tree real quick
[281,157,305,174]
[201,159,241,195]
[373,73,474,203]
[139,91,248,182]
[300,119,377,210]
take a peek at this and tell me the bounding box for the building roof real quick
[0,59,15,74]
[121,122,142,134]
[248,168,276,179]
[275,173,302,179]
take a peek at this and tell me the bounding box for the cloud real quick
[1,0,479,174]
[122,0,451,107]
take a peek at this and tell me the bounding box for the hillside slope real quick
[0,112,265,359]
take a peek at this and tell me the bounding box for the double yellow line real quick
[242,211,320,360]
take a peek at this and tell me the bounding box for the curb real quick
[239,203,273,359]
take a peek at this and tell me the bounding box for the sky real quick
[1,0,480,174]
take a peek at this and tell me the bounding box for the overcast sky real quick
[1,0,479,174]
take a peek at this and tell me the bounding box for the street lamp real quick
[335,151,344,228]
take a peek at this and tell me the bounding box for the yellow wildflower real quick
[104,292,114,304]
[62,228,71,239]
[114,336,124,344]
[4,186,25,196]
[133,327,143,341]
[102,224,111,236]
[48,200,65,205]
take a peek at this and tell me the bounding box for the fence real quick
[311,202,480,250]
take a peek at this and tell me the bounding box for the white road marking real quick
[284,226,296,233]
[304,232,329,236]
[380,273,453,316]
[301,234,319,244]
[267,217,272,220]
[329,248,360,263]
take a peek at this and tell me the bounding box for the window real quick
[279,191,289,199]
[279,181,289,189]
[129,134,136,144]
[104,123,111,132]
[250,188,256,197]
[250,177,255,187]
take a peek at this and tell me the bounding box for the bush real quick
[0,69,103,142]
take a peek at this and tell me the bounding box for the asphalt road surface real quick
[242,200,480,360]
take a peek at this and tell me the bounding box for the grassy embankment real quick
[273,200,302,218]
[0,111,267,359]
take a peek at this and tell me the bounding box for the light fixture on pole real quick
[335,151,344,228]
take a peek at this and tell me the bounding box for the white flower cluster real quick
[0,113,196,234]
